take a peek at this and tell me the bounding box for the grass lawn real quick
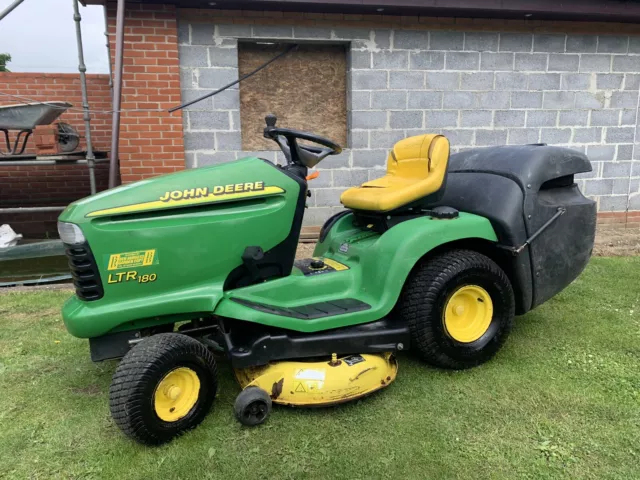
[0,257,639,479]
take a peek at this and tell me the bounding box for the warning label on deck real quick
[107,249,157,271]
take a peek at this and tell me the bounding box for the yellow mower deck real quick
[234,353,398,406]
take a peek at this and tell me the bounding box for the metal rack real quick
[0,156,109,214]
[0,0,107,216]
[0,0,121,286]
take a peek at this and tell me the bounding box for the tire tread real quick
[108,333,218,445]
[398,249,514,369]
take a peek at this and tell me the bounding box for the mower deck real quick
[234,352,398,407]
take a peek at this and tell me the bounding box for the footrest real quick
[230,297,370,320]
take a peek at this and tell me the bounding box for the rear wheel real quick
[109,333,218,445]
[398,249,514,369]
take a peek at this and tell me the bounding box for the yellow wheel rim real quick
[444,285,494,343]
[153,367,200,422]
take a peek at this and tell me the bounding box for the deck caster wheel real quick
[234,386,272,426]
[108,333,218,445]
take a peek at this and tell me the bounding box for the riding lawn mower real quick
[57,114,596,444]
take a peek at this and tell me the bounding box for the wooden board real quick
[238,43,347,151]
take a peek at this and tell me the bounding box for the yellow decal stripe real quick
[322,258,349,271]
[87,186,285,218]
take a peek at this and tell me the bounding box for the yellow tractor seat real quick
[340,134,450,212]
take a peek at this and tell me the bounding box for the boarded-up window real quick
[238,43,347,151]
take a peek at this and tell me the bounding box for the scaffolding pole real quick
[72,0,97,195]
[103,4,114,95]
[0,207,65,214]
[109,0,125,189]
[0,0,25,22]
[0,157,109,167]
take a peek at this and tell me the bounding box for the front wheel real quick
[397,249,515,369]
[109,333,218,445]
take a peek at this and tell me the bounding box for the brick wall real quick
[105,1,185,183]
[1,164,110,238]
[0,72,112,153]
[0,73,112,238]
[177,9,640,226]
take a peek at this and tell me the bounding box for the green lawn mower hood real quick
[58,156,306,337]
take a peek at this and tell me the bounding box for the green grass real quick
[1,257,639,479]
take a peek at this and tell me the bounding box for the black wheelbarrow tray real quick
[0,101,72,155]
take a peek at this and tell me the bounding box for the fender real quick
[215,212,498,333]
[338,212,499,318]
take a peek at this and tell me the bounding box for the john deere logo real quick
[86,182,284,218]
[159,181,266,202]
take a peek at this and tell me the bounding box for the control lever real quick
[242,246,265,282]
[264,114,277,139]
[265,114,277,127]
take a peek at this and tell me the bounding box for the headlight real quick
[57,222,86,245]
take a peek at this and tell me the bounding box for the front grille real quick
[64,242,104,301]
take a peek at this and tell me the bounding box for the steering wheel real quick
[263,114,342,168]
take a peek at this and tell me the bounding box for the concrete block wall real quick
[178,17,640,225]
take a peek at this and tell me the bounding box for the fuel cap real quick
[310,259,326,269]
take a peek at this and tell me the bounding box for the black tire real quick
[109,333,218,445]
[397,249,515,370]
[234,386,272,426]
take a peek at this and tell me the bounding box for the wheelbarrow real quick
[0,102,79,155]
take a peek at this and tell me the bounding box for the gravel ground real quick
[592,225,640,257]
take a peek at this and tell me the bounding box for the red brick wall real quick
[0,72,112,153]
[0,73,112,238]
[597,211,640,226]
[105,1,185,183]
[1,0,187,238]
[0,164,110,238]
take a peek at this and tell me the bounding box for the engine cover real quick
[59,157,304,339]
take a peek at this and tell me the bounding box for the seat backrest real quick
[386,134,449,182]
